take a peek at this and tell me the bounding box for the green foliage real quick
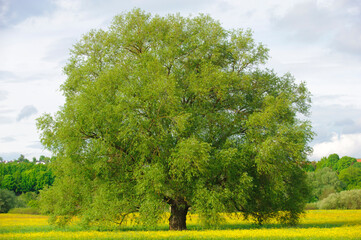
[303,161,316,172]
[8,207,40,214]
[316,154,339,171]
[37,9,313,229]
[304,202,318,210]
[0,189,17,213]
[315,154,356,173]
[307,167,343,202]
[18,192,39,208]
[318,189,361,209]
[312,154,360,193]
[2,175,16,191]
[336,156,356,173]
[353,162,361,168]
[339,166,361,190]
[0,156,54,195]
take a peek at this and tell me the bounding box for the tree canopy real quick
[307,167,343,202]
[339,167,361,190]
[0,155,54,195]
[315,154,357,173]
[37,9,313,230]
[306,154,361,202]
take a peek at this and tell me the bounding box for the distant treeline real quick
[305,154,361,202]
[0,155,54,195]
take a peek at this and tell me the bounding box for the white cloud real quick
[311,133,361,160]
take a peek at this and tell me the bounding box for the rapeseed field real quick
[1,210,361,239]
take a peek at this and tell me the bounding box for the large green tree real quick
[37,9,313,230]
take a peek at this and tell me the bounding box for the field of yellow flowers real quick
[1,210,361,239]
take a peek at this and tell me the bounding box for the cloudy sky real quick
[0,0,360,161]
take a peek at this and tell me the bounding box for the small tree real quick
[307,167,343,201]
[0,189,17,213]
[339,167,361,190]
[37,9,313,230]
[316,153,340,171]
[336,156,356,173]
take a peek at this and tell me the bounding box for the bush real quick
[8,207,40,215]
[318,189,361,209]
[305,202,318,210]
[0,189,17,213]
[18,192,39,208]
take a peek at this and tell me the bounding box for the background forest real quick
[0,155,54,213]
[1,153,360,214]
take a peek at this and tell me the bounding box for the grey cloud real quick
[272,0,361,56]
[0,71,17,82]
[0,107,15,114]
[0,106,15,124]
[335,118,355,126]
[27,141,43,149]
[273,1,333,41]
[0,0,56,28]
[17,105,38,121]
[334,25,361,55]
[0,71,53,83]
[0,152,22,161]
[155,0,217,13]
[0,116,12,124]
[311,103,361,145]
[75,0,217,22]
[342,124,361,135]
[131,0,214,12]
[334,118,361,134]
[119,0,214,12]
[1,136,15,142]
[0,90,8,101]
[23,73,55,83]
[43,37,77,62]
[313,94,345,102]
[0,0,10,26]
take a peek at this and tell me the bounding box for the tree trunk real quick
[169,199,189,230]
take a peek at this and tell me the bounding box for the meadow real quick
[1,210,361,239]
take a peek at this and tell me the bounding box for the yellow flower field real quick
[0,214,48,227]
[1,210,361,239]
[1,226,361,239]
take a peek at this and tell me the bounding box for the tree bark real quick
[169,199,189,230]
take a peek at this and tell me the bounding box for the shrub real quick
[305,202,318,210]
[0,189,17,213]
[339,167,361,190]
[318,189,361,209]
[18,192,39,208]
[8,207,40,215]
